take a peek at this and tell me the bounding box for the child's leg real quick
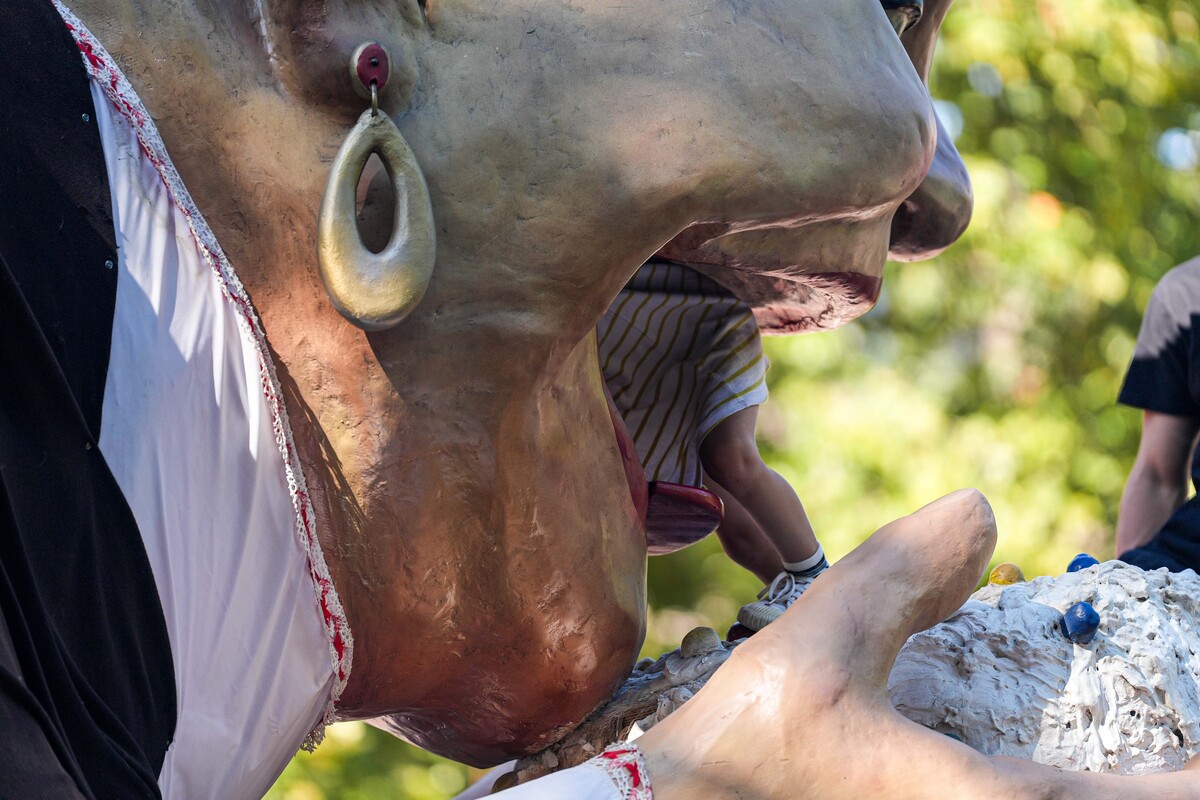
[703,473,784,584]
[699,406,819,566]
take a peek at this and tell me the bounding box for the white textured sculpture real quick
[889,561,1200,774]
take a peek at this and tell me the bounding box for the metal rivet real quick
[82,112,90,122]
[104,259,114,270]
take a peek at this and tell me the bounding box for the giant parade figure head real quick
[60,0,970,767]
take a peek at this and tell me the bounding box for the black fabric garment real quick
[0,0,119,437]
[1119,326,1200,493]
[1119,307,1200,421]
[0,1,176,797]
[1121,496,1200,574]
[1118,261,1200,573]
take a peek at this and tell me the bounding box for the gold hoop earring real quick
[317,42,436,331]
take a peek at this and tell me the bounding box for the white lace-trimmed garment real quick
[457,744,653,800]
[55,5,352,798]
[599,259,769,486]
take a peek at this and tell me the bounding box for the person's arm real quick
[1115,410,1200,555]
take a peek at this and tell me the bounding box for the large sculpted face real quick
[75,0,969,766]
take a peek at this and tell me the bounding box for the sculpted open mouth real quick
[598,237,884,554]
[598,220,890,547]
[602,103,972,548]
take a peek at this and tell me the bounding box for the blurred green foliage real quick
[269,723,470,800]
[270,1,1200,796]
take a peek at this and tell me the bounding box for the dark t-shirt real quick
[1118,261,1200,493]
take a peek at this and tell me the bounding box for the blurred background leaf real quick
[269,0,1200,795]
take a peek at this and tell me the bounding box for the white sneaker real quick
[736,570,815,631]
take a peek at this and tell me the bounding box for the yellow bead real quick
[989,562,1025,585]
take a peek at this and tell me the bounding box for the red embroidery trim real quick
[600,749,643,788]
[589,743,653,799]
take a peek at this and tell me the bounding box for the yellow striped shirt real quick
[598,260,769,486]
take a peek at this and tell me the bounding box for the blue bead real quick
[1060,601,1100,645]
[1067,553,1099,573]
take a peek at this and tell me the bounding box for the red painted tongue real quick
[644,481,723,555]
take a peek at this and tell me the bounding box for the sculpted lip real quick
[752,270,885,334]
[686,264,887,336]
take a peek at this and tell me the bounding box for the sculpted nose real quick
[880,0,923,36]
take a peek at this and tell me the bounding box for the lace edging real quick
[585,744,654,800]
[52,1,353,738]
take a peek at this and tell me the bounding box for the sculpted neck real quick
[292,320,651,768]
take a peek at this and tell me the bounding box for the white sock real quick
[783,544,827,577]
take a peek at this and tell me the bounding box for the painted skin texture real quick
[67,0,970,766]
